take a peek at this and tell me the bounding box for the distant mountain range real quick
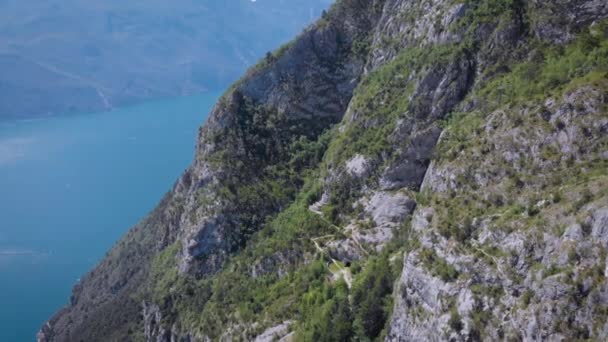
[0,0,332,119]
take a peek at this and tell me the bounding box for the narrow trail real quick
[311,235,352,288]
[472,245,508,280]
[309,206,369,256]
[307,201,381,288]
[469,244,519,326]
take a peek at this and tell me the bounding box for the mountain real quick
[39,0,608,341]
[0,0,332,120]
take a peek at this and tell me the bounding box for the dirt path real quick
[311,235,352,288]
[309,205,369,256]
[472,245,508,279]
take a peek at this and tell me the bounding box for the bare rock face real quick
[379,124,443,190]
[346,154,371,178]
[591,208,608,247]
[254,321,293,342]
[529,0,608,43]
[142,302,171,342]
[368,0,468,69]
[366,191,416,227]
[388,83,608,341]
[40,0,608,341]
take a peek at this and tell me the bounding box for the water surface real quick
[0,93,217,341]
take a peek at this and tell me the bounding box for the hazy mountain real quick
[0,0,332,119]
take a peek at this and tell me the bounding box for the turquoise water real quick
[0,93,217,341]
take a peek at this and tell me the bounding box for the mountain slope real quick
[40,0,608,341]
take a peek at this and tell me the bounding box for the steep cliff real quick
[40,0,608,341]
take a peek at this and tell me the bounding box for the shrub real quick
[419,248,459,282]
[351,256,394,339]
[449,307,463,332]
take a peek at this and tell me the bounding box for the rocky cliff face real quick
[40,0,608,341]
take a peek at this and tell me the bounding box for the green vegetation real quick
[144,171,400,340]
[351,256,395,339]
[572,187,594,212]
[461,0,526,26]
[147,182,412,340]
[318,43,470,223]
[297,279,353,341]
[419,248,459,282]
[351,33,372,58]
[427,29,608,247]
[448,306,463,332]
[149,242,181,303]
[478,34,608,108]
[205,94,336,253]
[326,43,466,166]
[520,289,534,307]
[146,201,334,339]
[296,254,397,341]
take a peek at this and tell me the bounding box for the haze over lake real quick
[0,93,217,341]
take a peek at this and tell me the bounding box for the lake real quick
[0,93,217,341]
